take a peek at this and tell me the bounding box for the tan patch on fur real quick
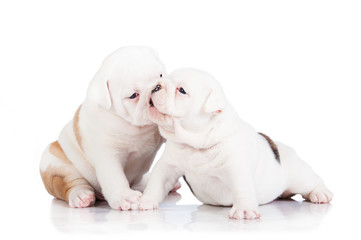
[41,141,91,202]
[73,105,82,148]
[49,141,72,165]
[40,168,89,202]
[40,169,72,202]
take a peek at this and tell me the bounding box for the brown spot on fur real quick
[41,170,72,202]
[40,168,90,202]
[41,141,93,203]
[73,105,82,148]
[258,132,280,162]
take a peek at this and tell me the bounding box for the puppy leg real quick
[139,150,183,210]
[225,167,261,220]
[91,150,143,211]
[131,173,181,193]
[277,142,333,203]
[40,141,95,208]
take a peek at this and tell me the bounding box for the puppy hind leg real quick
[40,141,95,208]
[277,142,333,204]
[170,181,182,192]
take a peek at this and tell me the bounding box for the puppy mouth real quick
[148,98,171,122]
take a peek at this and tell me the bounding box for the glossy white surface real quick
[49,191,332,233]
[36,179,359,240]
[3,172,360,240]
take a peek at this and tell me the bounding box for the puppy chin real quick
[149,105,174,126]
[132,119,153,127]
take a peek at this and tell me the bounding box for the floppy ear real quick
[203,88,226,114]
[86,69,112,110]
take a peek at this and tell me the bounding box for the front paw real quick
[139,195,158,210]
[229,204,261,220]
[107,189,142,211]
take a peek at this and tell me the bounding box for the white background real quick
[1,0,360,239]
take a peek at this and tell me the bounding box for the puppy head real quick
[148,68,226,136]
[87,46,166,126]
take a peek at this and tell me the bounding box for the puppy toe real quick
[139,196,158,210]
[107,189,143,210]
[68,188,95,208]
[228,207,261,220]
[119,200,131,211]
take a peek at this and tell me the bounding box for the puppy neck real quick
[160,106,237,149]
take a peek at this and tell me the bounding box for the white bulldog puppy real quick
[139,68,333,219]
[40,46,166,210]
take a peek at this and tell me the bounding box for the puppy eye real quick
[160,74,163,77]
[178,87,187,94]
[128,92,139,99]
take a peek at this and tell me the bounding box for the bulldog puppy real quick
[40,46,166,210]
[139,68,333,219]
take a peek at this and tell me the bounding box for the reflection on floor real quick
[50,192,331,233]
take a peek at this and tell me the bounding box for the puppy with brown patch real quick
[40,46,166,210]
[139,68,333,219]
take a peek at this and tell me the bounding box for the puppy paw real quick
[68,187,96,208]
[139,195,158,210]
[107,189,142,211]
[228,205,261,220]
[308,186,333,204]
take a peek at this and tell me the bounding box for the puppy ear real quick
[86,70,112,109]
[203,88,226,114]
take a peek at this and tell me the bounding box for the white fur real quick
[140,68,333,219]
[40,46,166,210]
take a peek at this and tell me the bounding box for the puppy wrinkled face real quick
[110,69,164,126]
[148,68,224,128]
[148,79,194,125]
[86,46,166,126]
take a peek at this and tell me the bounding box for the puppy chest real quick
[184,173,233,206]
[180,148,225,173]
[114,131,162,153]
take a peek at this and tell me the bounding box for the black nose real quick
[151,84,162,94]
